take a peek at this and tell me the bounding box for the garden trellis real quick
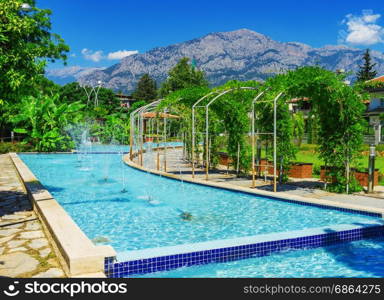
[129,66,367,194]
[129,87,288,192]
[190,87,284,192]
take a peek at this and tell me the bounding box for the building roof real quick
[365,107,384,115]
[288,97,310,103]
[367,75,384,83]
[115,94,135,100]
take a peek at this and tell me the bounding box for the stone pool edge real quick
[9,153,116,278]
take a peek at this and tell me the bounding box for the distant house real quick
[365,75,384,144]
[288,97,311,115]
[115,94,137,108]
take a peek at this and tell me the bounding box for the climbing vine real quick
[153,66,367,193]
[284,67,367,192]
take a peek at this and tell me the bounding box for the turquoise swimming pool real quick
[19,146,384,277]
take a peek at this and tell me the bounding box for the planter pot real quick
[288,163,313,178]
[267,166,281,176]
[145,137,154,142]
[320,166,337,183]
[258,159,269,172]
[218,152,232,166]
[354,169,379,187]
[320,166,379,186]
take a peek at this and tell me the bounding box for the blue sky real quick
[38,0,384,70]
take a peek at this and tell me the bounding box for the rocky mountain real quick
[77,29,384,93]
[46,66,105,85]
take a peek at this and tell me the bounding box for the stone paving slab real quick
[0,154,65,278]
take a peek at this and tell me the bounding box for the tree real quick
[132,74,157,103]
[286,66,367,193]
[159,57,208,96]
[128,100,147,114]
[356,49,377,82]
[59,82,84,104]
[0,0,69,137]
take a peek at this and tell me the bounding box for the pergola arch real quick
[129,67,366,194]
[129,88,290,193]
[130,99,181,171]
[190,87,284,192]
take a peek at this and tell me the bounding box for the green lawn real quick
[294,145,384,184]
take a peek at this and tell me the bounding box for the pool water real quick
[19,148,380,257]
[137,237,384,278]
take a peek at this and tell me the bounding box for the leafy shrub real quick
[312,164,321,175]
[360,144,384,152]
[325,171,363,193]
[299,144,318,152]
[0,142,34,154]
[12,94,84,152]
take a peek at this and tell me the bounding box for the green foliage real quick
[159,57,208,96]
[159,86,211,161]
[306,113,319,144]
[285,66,367,192]
[58,82,84,103]
[11,94,84,151]
[132,74,157,103]
[356,49,377,82]
[299,144,318,151]
[159,80,296,176]
[326,173,363,193]
[0,0,69,137]
[255,89,296,180]
[0,142,34,154]
[92,113,130,145]
[358,79,384,91]
[292,112,305,146]
[128,100,147,114]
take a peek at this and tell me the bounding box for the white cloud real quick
[340,10,384,46]
[81,48,138,62]
[81,48,104,62]
[107,50,138,60]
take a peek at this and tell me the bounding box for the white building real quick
[365,75,384,144]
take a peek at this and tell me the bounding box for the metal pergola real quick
[130,89,285,193]
[129,100,162,166]
[190,88,284,192]
[130,100,179,171]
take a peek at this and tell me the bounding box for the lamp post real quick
[94,81,102,107]
[368,144,376,193]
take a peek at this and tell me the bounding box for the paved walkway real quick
[138,148,384,211]
[0,154,65,278]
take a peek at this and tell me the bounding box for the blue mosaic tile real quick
[105,224,384,277]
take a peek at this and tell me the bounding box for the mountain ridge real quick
[46,66,106,85]
[70,29,384,92]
